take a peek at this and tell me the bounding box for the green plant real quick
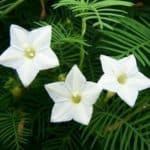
[0,0,149,150]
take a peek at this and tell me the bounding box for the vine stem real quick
[0,0,24,17]
[79,18,86,70]
[103,91,115,103]
[104,103,150,132]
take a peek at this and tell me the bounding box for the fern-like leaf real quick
[53,0,133,29]
[99,17,150,66]
[81,93,150,150]
[0,110,31,150]
[0,0,24,18]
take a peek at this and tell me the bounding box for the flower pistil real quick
[117,73,127,84]
[72,94,81,104]
[24,47,36,59]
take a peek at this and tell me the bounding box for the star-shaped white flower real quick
[0,25,59,87]
[98,55,150,107]
[45,65,101,125]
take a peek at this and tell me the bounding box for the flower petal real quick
[118,55,139,76]
[117,86,138,107]
[65,65,86,93]
[100,55,119,75]
[81,81,101,105]
[0,47,23,69]
[35,48,59,70]
[29,26,52,50]
[50,102,73,122]
[73,104,93,125]
[44,82,70,103]
[10,24,29,49]
[98,74,118,92]
[127,72,150,91]
[16,61,39,87]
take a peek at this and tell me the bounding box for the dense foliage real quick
[0,0,149,150]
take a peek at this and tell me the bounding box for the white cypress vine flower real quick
[0,25,59,87]
[45,65,101,125]
[98,55,150,107]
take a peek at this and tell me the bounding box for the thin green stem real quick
[81,18,86,37]
[79,45,85,70]
[105,103,150,132]
[103,91,115,103]
[0,0,24,17]
[12,113,20,150]
[79,18,86,69]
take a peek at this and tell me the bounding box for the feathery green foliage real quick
[82,92,150,150]
[53,0,133,29]
[0,110,31,150]
[0,0,24,18]
[99,17,150,66]
[0,0,149,150]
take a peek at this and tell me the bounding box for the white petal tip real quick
[50,117,58,123]
[44,84,50,91]
[128,54,135,59]
[82,121,90,126]
[74,119,90,126]
[100,55,109,60]
[39,25,52,33]
[46,25,52,31]
[45,25,52,29]
[100,54,105,58]
[50,117,70,123]
[99,55,104,61]
[22,82,30,88]
[72,64,79,70]
[10,24,18,30]
[69,65,82,75]
[127,102,135,108]
[10,24,25,32]
[121,96,137,108]
[55,60,60,67]
[19,77,32,87]
[126,54,137,63]
[99,55,117,67]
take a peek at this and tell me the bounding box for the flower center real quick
[117,73,127,84]
[24,48,36,59]
[72,95,81,104]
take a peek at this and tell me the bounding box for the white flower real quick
[98,55,150,107]
[45,65,101,125]
[0,25,59,87]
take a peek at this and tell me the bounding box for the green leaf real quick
[53,0,133,29]
[0,110,31,150]
[99,17,150,66]
[81,93,150,150]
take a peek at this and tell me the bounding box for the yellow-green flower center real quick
[72,95,81,104]
[24,48,36,59]
[117,73,127,84]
